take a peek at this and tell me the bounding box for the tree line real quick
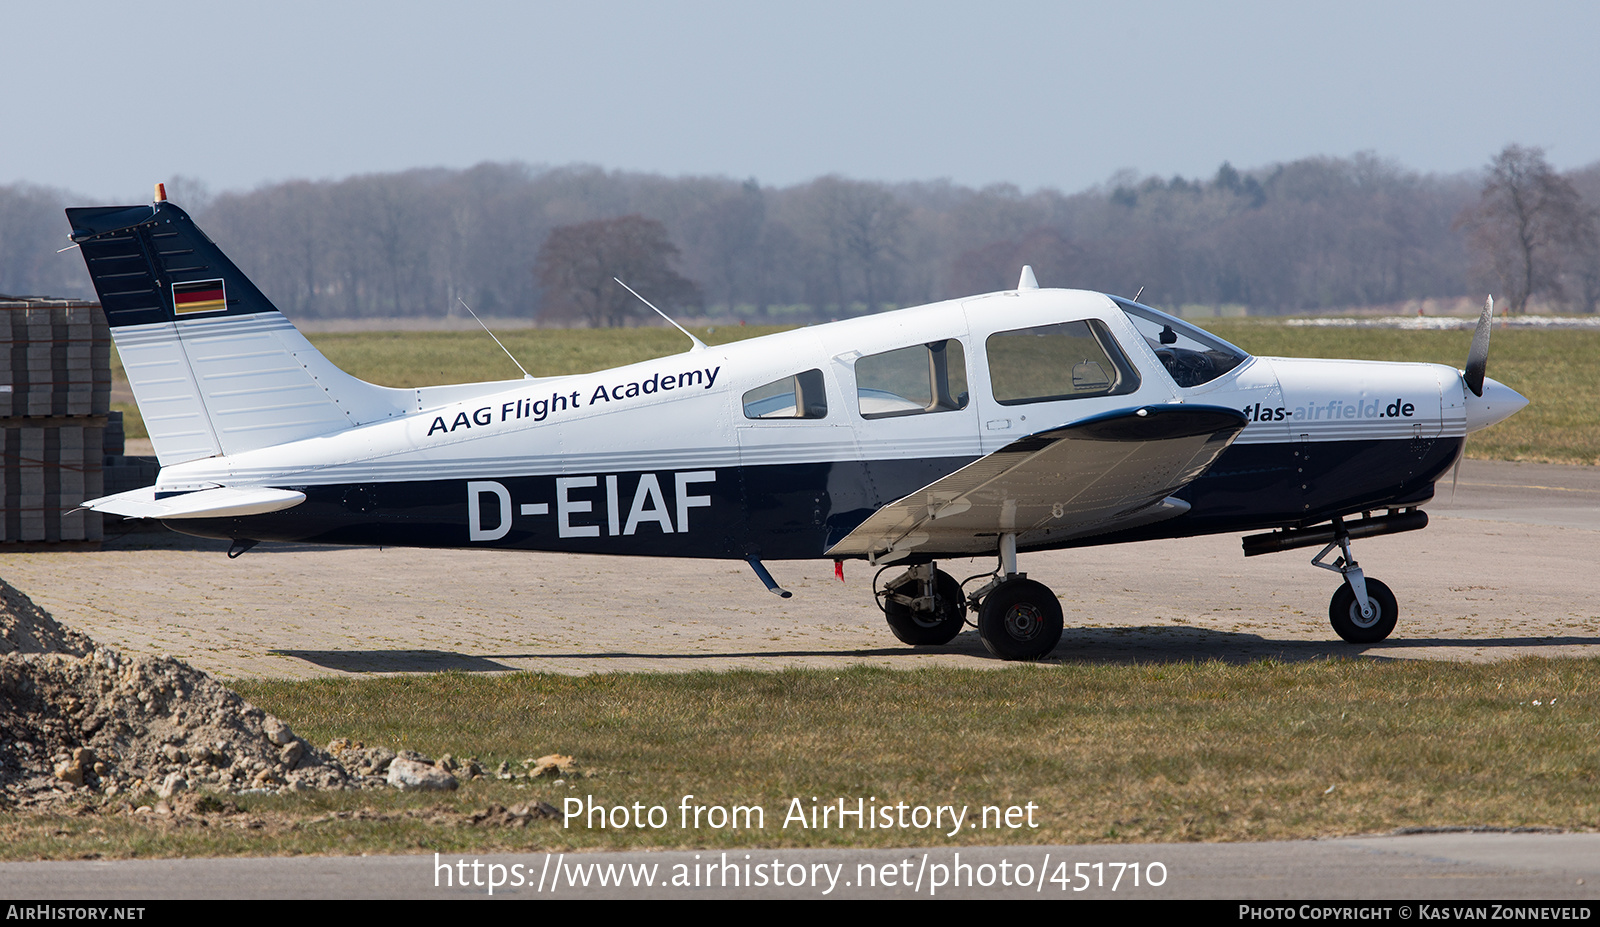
[5,148,1598,320]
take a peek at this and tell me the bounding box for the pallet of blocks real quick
[0,297,112,544]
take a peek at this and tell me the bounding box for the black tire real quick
[1328,578,1398,643]
[977,579,1064,660]
[884,569,967,646]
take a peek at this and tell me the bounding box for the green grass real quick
[308,325,789,387]
[111,321,1594,463]
[7,660,1598,858]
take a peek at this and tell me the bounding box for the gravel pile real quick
[0,579,93,658]
[0,577,450,807]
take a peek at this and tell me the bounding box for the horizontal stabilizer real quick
[81,485,306,520]
[828,404,1247,560]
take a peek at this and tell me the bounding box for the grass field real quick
[5,659,1596,858]
[111,321,1593,463]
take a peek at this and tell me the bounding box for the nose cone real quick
[1463,375,1529,433]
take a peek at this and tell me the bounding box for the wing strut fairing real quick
[827,405,1248,562]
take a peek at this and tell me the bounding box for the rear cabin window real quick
[985,320,1140,405]
[854,340,969,419]
[743,369,828,419]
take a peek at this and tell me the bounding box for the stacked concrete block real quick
[0,297,111,543]
[102,410,159,498]
[0,302,111,418]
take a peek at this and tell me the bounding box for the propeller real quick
[1463,295,1493,398]
[1452,295,1495,502]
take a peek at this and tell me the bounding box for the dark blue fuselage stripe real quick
[164,437,1463,559]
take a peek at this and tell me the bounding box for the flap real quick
[827,404,1247,561]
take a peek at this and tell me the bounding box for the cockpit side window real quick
[743,369,828,419]
[985,320,1140,405]
[1113,299,1249,388]
[855,340,970,419]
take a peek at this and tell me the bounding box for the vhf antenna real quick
[614,278,707,351]
[457,297,534,379]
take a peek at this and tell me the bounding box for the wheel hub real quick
[1004,603,1042,640]
[1350,601,1382,629]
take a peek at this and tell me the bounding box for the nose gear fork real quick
[1311,516,1370,618]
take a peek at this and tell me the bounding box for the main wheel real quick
[977,579,1064,660]
[884,569,967,646]
[1328,578,1398,643]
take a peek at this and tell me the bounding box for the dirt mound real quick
[0,648,352,806]
[0,580,92,657]
[0,578,446,807]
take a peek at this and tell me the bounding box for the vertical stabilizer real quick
[66,200,409,466]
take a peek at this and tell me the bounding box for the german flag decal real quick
[172,279,227,315]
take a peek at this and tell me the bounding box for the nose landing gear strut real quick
[1313,516,1398,644]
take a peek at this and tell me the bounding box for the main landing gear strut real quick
[875,533,1064,660]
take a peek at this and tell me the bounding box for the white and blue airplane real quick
[66,189,1527,660]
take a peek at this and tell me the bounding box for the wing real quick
[827,404,1247,562]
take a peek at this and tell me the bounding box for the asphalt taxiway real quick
[3,833,1595,899]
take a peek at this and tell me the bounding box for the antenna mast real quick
[458,298,534,379]
[614,278,707,351]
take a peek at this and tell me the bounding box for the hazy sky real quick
[7,0,1599,201]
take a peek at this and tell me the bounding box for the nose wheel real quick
[1329,578,1397,643]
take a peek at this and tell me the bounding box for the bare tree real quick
[1560,164,1600,313]
[797,177,909,314]
[682,180,766,312]
[1458,145,1593,313]
[533,215,701,327]
[78,152,1494,322]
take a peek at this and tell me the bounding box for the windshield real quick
[1111,297,1249,388]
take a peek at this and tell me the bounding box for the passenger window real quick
[986,320,1140,405]
[743,369,828,419]
[855,340,969,419]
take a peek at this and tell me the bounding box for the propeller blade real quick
[1464,295,1493,397]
